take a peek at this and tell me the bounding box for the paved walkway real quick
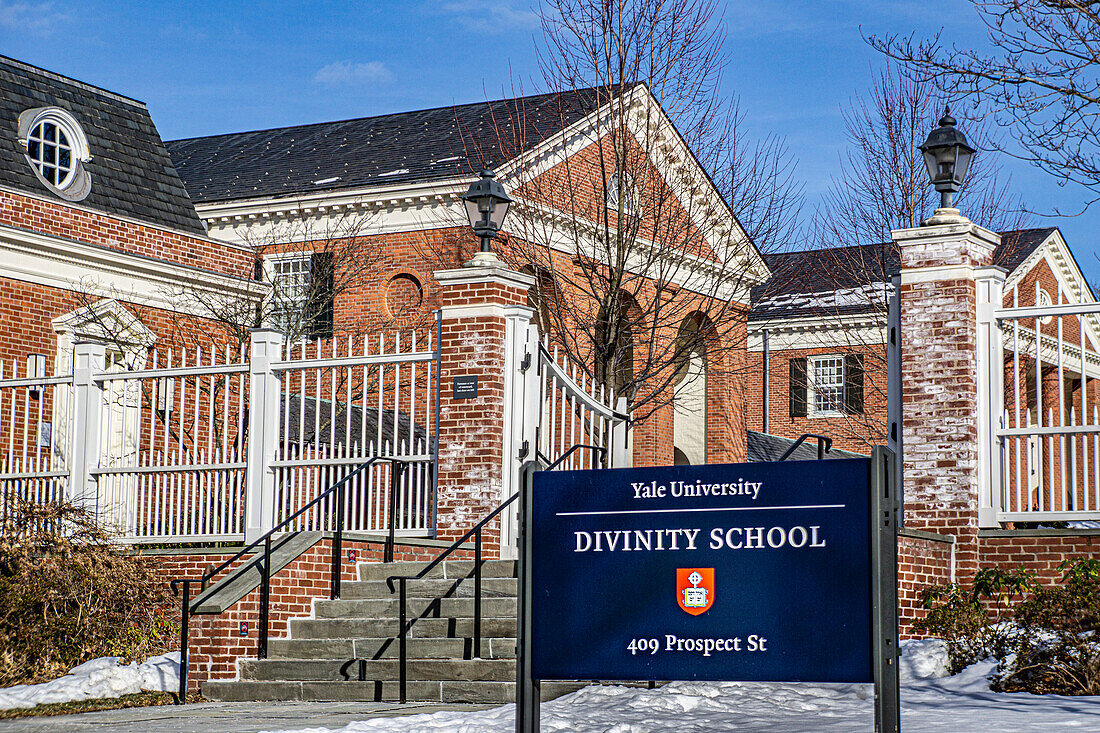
[0,701,496,733]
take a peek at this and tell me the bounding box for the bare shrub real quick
[0,500,175,686]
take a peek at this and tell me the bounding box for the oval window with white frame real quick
[1038,288,1054,326]
[606,171,638,213]
[17,107,92,201]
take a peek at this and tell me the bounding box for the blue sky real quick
[2,0,1097,280]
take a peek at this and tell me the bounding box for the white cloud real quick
[440,0,539,35]
[0,1,71,34]
[313,60,393,86]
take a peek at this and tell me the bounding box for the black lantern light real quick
[462,168,512,254]
[919,107,975,210]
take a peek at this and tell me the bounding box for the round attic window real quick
[386,273,423,317]
[17,107,92,201]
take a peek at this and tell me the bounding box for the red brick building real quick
[2,55,1098,695]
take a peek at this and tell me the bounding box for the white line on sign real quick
[555,504,846,517]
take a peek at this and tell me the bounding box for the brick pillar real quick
[893,208,1002,579]
[433,262,534,557]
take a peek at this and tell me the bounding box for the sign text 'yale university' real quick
[531,459,874,683]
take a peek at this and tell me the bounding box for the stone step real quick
[202,679,588,704]
[241,658,517,682]
[291,616,517,640]
[357,560,516,582]
[267,637,517,660]
[314,596,518,619]
[340,577,517,600]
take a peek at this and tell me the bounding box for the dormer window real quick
[17,107,92,201]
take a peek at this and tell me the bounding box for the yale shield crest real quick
[676,568,715,615]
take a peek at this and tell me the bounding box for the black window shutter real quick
[307,252,335,339]
[789,357,807,418]
[845,353,864,415]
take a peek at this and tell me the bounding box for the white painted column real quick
[976,266,1007,527]
[612,396,631,468]
[69,341,106,516]
[500,317,537,560]
[245,329,283,543]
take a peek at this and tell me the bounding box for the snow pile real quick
[899,637,950,681]
[0,652,179,710]
[259,640,1100,732]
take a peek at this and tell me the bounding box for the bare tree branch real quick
[439,0,803,426]
[868,1,1100,214]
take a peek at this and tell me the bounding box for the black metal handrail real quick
[537,443,607,471]
[778,433,833,461]
[385,443,604,703]
[169,454,417,702]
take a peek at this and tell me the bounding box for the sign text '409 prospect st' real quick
[531,459,873,683]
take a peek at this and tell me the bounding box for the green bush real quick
[994,559,1100,696]
[917,559,1100,695]
[914,566,1033,674]
[0,500,177,686]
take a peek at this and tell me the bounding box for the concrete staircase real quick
[203,558,584,703]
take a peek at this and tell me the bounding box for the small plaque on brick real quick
[453,374,479,400]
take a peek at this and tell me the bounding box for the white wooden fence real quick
[978,274,1100,524]
[0,321,440,544]
[2,313,633,547]
[534,334,630,470]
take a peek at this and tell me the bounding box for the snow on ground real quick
[259,641,1100,733]
[0,652,179,710]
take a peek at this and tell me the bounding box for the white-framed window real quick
[605,171,638,212]
[17,107,92,201]
[267,254,313,334]
[810,355,846,416]
[264,252,336,338]
[1037,288,1054,325]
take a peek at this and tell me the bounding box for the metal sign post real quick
[516,460,542,733]
[871,446,901,733]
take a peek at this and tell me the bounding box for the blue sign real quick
[531,459,873,683]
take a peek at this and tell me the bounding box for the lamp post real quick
[462,168,512,266]
[919,107,975,211]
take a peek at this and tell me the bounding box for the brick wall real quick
[979,530,1100,584]
[0,188,252,276]
[897,533,955,638]
[746,343,887,454]
[0,276,233,370]
[144,537,474,692]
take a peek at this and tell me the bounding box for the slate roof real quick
[0,56,206,235]
[746,430,866,462]
[750,227,1057,320]
[166,88,604,204]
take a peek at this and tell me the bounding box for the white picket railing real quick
[271,328,438,536]
[534,332,630,470]
[93,345,250,542]
[2,314,631,544]
[0,321,441,544]
[0,357,72,526]
[984,276,1100,523]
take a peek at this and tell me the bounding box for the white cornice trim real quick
[0,224,267,315]
[193,178,470,223]
[748,311,886,332]
[435,265,537,291]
